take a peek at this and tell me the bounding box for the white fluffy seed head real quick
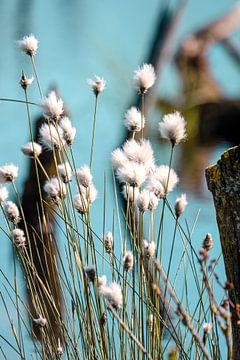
[175,193,188,218]
[124,107,145,132]
[57,339,63,356]
[98,275,107,287]
[44,177,66,204]
[18,34,38,56]
[203,322,212,335]
[122,185,139,203]
[153,165,179,195]
[20,72,34,90]
[111,148,128,169]
[133,63,156,94]
[202,233,214,252]
[12,229,26,248]
[143,240,156,258]
[146,176,165,199]
[42,91,64,120]
[39,123,64,151]
[74,185,97,213]
[159,111,187,146]
[123,251,134,271]
[0,164,18,183]
[83,184,97,203]
[21,142,42,157]
[148,314,154,331]
[87,75,106,96]
[33,315,47,327]
[99,282,123,309]
[136,190,150,212]
[122,139,154,173]
[76,165,92,188]
[57,163,72,183]
[104,232,113,253]
[148,192,159,211]
[5,201,20,224]
[74,193,87,214]
[117,162,146,187]
[0,186,8,204]
[59,117,76,146]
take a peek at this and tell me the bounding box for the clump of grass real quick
[0,34,235,360]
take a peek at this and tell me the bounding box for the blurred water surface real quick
[0,0,239,357]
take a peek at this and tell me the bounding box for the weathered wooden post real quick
[205,145,240,359]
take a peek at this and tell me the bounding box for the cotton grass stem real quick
[89,95,98,171]
[154,259,212,360]
[141,93,144,139]
[0,98,40,107]
[107,303,153,360]
[30,56,43,98]
[157,144,175,260]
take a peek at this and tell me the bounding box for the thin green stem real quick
[141,93,144,139]
[0,98,40,106]
[89,95,98,171]
[31,56,43,98]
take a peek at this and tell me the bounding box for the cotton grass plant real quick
[0,35,234,360]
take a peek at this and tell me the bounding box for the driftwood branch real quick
[20,114,63,341]
[205,145,240,359]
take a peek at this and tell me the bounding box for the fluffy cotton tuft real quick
[33,315,47,327]
[146,177,165,199]
[39,123,64,151]
[12,229,26,248]
[122,185,139,203]
[57,163,72,183]
[133,64,156,94]
[5,201,20,224]
[143,240,156,258]
[203,323,212,335]
[20,73,34,90]
[124,107,145,132]
[98,275,107,287]
[111,148,128,169]
[123,251,134,271]
[42,91,64,120]
[148,314,154,331]
[21,142,42,157]
[175,193,188,218]
[57,339,63,356]
[88,76,106,96]
[202,233,214,252]
[122,139,154,173]
[18,34,38,56]
[148,192,159,211]
[0,186,8,204]
[153,165,179,195]
[74,185,97,214]
[159,111,187,146]
[82,184,97,203]
[136,190,150,212]
[104,232,113,253]
[74,193,87,214]
[44,177,66,204]
[117,162,146,187]
[99,282,123,309]
[76,165,92,188]
[0,164,18,183]
[59,117,76,146]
